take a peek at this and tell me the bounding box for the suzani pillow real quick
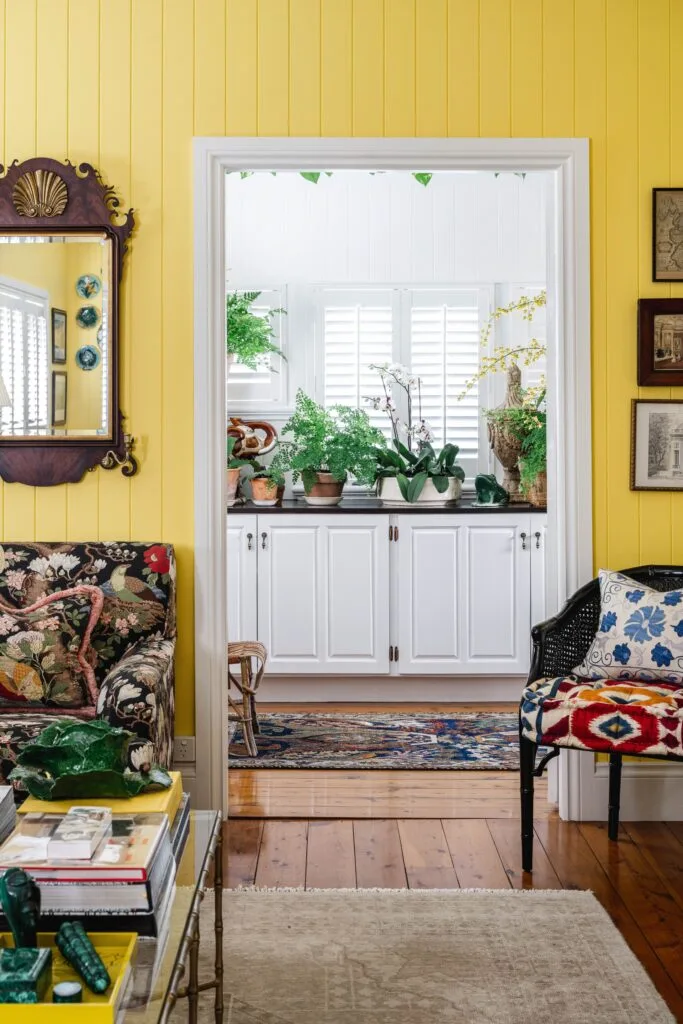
[0,585,104,711]
[574,569,683,683]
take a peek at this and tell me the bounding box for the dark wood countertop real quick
[228,498,547,515]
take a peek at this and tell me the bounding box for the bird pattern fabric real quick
[0,543,176,789]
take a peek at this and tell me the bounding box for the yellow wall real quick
[0,0,679,735]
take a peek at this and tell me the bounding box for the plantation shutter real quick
[319,288,394,437]
[226,287,287,408]
[407,289,484,476]
[0,281,49,436]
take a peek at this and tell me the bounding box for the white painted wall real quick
[225,170,546,287]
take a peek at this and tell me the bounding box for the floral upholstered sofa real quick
[0,542,175,790]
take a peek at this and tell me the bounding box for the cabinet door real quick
[257,514,391,674]
[462,517,531,674]
[530,519,548,628]
[324,517,391,673]
[227,515,257,644]
[257,517,323,673]
[397,517,465,674]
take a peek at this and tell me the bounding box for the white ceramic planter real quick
[378,475,462,507]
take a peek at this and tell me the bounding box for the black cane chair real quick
[520,564,683,872]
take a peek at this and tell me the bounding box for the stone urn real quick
[486,363,525,503]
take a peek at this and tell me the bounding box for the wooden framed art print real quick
[653,188,683,281]
[51,307,67,364]
[631,399,683,491]
[638,298,683,386]
[51,371,67,427]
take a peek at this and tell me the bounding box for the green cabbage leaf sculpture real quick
[9,719,171,801]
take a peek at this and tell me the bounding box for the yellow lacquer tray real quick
[0,931,137,1022]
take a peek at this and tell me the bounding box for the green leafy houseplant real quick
[226,290,286,370]
[518,409,547,503]
[367,363,465,503]
[274,389,385,494]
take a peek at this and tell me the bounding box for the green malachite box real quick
[0,948,52,1004]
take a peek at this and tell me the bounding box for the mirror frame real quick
[0,157,136,485]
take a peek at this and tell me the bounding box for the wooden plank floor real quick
[224,816,683,1020]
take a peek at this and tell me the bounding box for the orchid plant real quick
[366,363,465,503]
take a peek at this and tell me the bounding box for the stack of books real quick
[0,773,190,940]
[0,786,16,845]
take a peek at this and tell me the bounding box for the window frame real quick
[0,274,50,436]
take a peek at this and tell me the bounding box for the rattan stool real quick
[228,640,267,757]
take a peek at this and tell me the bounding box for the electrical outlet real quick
[173,736,196,763]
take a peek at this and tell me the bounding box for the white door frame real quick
[193,137,592,817]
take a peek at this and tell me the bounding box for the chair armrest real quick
[527,578,600,684]
[96,635,175,769]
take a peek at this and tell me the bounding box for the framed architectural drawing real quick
[638,298,683,385]
[653,188,683,281]
[51,371,67,427]
[631,399,683,490]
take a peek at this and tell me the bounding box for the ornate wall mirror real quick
[0,157,137,485]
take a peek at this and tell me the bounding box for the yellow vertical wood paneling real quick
[65,0,101,541]
[321,0,352,135]
[129,0,162,540]
[385,0,415,136]
[0,0,5,539]
[447,0,478,136]
[289,0,321,136]
[4,0,37,541]
[194,0,226,136]
[257,0,289,135]
[605,0,639,569]
[575,0,607,567]
[35,0,68,541]
[637,0,672,564]
[511,0,542,137]
[415,0,447,136]
[226,0,258,135]
[479,0,511,136]
[163,0,195,735]
[99,0,132,542]
[542,0,575,137]
[352,0,384,137]
[670,0,683,562]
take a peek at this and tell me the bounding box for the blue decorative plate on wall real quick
[75,274,101,299]
[75,345,101,371]
[75,305,101,329]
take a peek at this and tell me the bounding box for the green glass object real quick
[9,720,171,800]
[56,922,110,994]
[0,947,52,1004]
[473,473,510,506]
[0,869,41,948]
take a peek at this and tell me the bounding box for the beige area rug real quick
[170,888,674,1024]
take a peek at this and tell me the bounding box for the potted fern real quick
[226,290,286,371]
[226,435,244,506]
[247,460,285,506]
[274,390,384,505]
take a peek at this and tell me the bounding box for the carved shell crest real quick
[12,170,68,218]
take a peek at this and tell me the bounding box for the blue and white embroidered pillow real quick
[574,569,683,683]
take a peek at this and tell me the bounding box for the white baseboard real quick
[578,760,683,821]
[257,676,524,702]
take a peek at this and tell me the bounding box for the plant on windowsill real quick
[274,389,385,506]
[518,402,547,508]
[367,363,466,506]
[485,388,547,508]
[227,435,245,507]
[226,290,287,372]
[458,290,546,502]
[243,457,286,507]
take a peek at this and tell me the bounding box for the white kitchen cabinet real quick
[257,515,391,674]
[396,514,534,675]
[227,515,257,644]
[227,509,547,682]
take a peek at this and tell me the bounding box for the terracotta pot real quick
[378,476,462,507]
[226,467,241,507]
[303,471,345,506]
[527,470,547,508]
[251,477,279,506]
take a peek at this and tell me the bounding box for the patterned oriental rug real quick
[228,711,521,769]
[171,890,674,1023]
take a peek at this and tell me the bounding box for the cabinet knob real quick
[535,531,541,550]
[261,532,268,550]
[246,532,253,551]
[521,532,527,551]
